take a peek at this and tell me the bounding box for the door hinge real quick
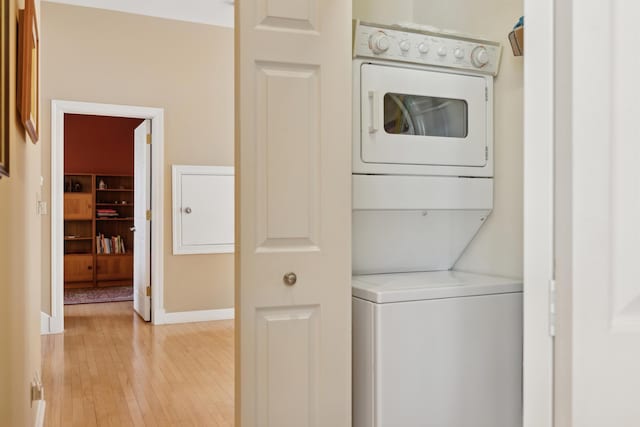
[485,146,488,161]
[485,86,488,101]
[146,209,151,221]
[549,279,557,337]
[146,134,152,145]
[146,285,151,297]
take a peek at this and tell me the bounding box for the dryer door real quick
[360,63,488,167]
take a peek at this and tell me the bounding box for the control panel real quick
[353,21,502,76]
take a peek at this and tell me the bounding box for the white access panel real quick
[172,165,234,255]
[353,282,523,427]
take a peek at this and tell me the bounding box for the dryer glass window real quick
[383,93,468,138]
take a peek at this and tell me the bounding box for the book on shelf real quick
[96,234,126,254]
[96,208,119,218]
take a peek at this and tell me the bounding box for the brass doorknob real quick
[283,272,297,286]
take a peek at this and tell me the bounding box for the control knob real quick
[418,42,429,54]
[399,39,411,53]
[369,31,390,55]
[471,46,490,68]
[437,46,447,57]
[454,48,465,59]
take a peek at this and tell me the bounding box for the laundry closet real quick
[351,1,524,426]
[62,114,144,304]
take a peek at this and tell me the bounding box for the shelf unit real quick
[63,173,134,289]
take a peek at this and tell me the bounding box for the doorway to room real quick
[47,100,165,333]
[62,114,144,308]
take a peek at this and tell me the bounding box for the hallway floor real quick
[42,302,234,427]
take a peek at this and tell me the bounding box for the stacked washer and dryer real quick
[351,21,523,427]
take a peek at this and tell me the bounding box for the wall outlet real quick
[30,372,44,407]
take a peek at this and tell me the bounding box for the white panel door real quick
[133,119,151,321]
[555,1,640,425]
[236,0,352,425]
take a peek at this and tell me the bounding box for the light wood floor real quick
[42,302,234,427]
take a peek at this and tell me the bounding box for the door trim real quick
[48,100,166,332]
[523,0,555,425]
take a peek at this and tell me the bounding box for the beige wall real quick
[353,0,413,25]
[353,0,524,279]
[41,3,235,313]
[412,0,524,279]
[0,0,42,424]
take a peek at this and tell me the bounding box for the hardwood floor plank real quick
[42,302,234,426]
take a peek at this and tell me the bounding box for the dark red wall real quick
[64,114,145,175]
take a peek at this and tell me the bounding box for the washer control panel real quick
[353,21,502,76]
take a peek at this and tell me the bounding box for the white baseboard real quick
[40,313,50,335]
[155,307,234,325]
[41,312,64,335]
[34,400,45,427]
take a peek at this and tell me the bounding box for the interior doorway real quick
[62,115,144,307]
[45,101,165,334]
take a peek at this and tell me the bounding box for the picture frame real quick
[0,0,9,177]
[17,0,38,144]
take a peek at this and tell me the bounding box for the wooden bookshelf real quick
[63,173,134,289]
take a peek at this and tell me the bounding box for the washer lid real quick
[352,270,522,303]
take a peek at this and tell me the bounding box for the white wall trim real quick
[155,307,234,325]
[522,0,555,426]
[34,400,46,427]
[50,100,167,331]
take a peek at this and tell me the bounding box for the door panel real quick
[360,64,487,167]
[555,1,640,425]
[256,305,319,427]
[255,63,320,251]
[236,0,352,425]
[133,120,151,321]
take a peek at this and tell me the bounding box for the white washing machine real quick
[352,271,522,427]
[351,21,522,427]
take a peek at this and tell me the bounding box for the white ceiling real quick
[43,0,234,28]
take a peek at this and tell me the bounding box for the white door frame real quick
[522,0,555,426]
[46,100,165,333]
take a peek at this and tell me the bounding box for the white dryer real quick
[352,20,501,178]
[351,20,503,275]
[351,21,522,427]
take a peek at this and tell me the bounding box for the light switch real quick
[37,200,47,215]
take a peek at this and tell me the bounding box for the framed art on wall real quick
[17,0,38,143]
[0,0,9,177]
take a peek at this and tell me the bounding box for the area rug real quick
[64,286,133,305]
